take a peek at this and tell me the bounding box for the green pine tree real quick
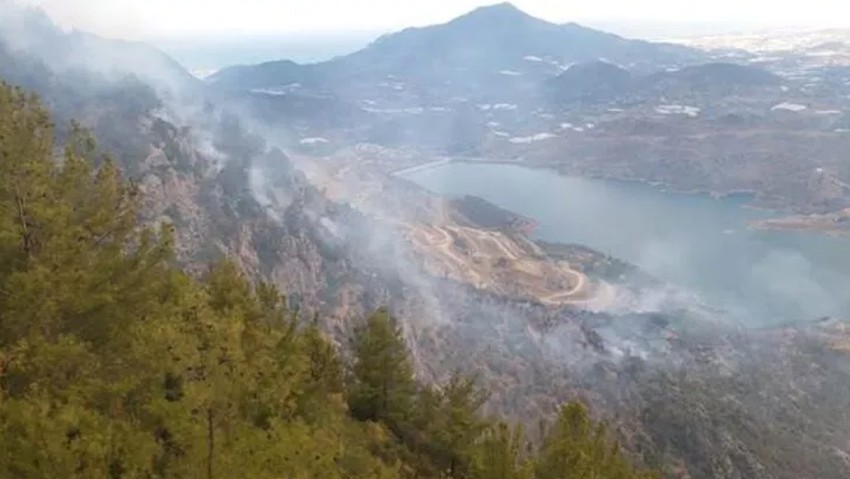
[0,81,659,479]
[349,307,417,428]
[421,375,489,478]
[471,422,533,479]
[536,402,657,479]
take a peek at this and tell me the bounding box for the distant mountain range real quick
[209,2,706,100]
[548,61,781,103]
[5,5,850,479]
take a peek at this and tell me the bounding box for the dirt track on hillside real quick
[407,221,613,307]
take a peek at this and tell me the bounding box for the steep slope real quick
[4,7,850,479]
[0,1,199,94]
[0,6,363,315]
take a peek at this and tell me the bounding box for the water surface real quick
[404,162,850,324]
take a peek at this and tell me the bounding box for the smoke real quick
[7,8,850,475]
[8,0,145,39]
[627,234,846,327]
[748,248,840,322]
[1,1,195,100]
[6,0,849,422]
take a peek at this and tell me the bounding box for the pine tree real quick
[299,315,345,420]
[0,82,174,478]
[535,402,657,479]
[0,83,53,273]
[349,307,417,429]
[421,375,489,478]
[471,422,533,479]
[0,81,659,479]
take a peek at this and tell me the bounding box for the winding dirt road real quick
[407,220,615,307]
[541,263,587,303]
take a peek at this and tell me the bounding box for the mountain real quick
[548,60,633,102]
[644,62,782,96]
[548,61,781,104]
[0,3,359,134]
[335,3,699,75]
[0,2,199,94]
[209,2,704,100]
[5,5,850,479]
[206,59,326,90]
[0,3,362,311]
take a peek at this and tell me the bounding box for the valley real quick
[218,5,850,219]
[291,148,613,308]
[402,161,850,324]
[4,2,850,478]
[208,8,850,475]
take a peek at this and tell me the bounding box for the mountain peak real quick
[450,2,540,26]
[476,2,523,13]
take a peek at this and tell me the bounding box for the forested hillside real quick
[0,83,655,478]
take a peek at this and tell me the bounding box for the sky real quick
[14,0,850,40]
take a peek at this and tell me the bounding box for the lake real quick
[402,162,850,325]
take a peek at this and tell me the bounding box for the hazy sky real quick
[14,0,850,39]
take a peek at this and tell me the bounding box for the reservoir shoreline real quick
[402,161,850,325]
[397,157,768,212]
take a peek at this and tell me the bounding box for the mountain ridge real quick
[0,1,198,93]
[209,2,705,94]
[4,5,850,479]
[548,60,782,103]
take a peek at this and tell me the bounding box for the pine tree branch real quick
[13,188,32,258]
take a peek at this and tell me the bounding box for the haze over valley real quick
[3,1,850,478]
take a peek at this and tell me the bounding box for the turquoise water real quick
[403,162,850,324]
